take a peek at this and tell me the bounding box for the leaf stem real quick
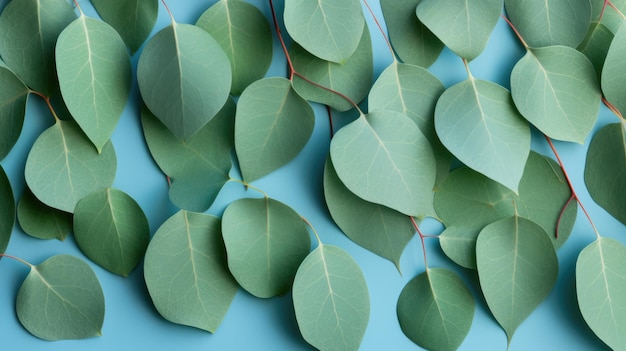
[0,253,33,268]
[160,0,175,24]
[602,97,625,122]
[607,0,626,19]
[410,217,429,268]
[301,216,322,246]
[30,90,60,122]
[228,178,269,198]
[72,0,84,15]
[361,0,396,62]
[500,14,529,49]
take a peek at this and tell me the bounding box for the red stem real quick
[410,217,429,268]
[361,0,395,60]
[500,14,529,49]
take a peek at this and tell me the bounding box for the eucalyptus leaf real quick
[578,21,613,80]
[16,254,105,340]
[56,15,132,152]
[196,0,272,95]
[591,0,626,33]
[576,237,626,351]
[24,120,117,213]
[397,268,475,351]
[293,244,370,351]
[0,64,28,160]
[601,22,626,115]
[0,166,14,254]
[476,215,558,344]
[235,77,314,182]
[510,45,600,143]
[221,197,310,298]
[144,211,238,332]
[17,187,71,241]
[137,23,232,140]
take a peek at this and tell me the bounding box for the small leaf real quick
[602,22,626,115]
[235,77,314,182]
[17,187,71,241]
[74,188,150,276]
[397,268,475,351]
[16,254,105,340]
[330,111,436,218]
[144,210,238,332]
[56,15,132,152]
[476,215,558,343]
[221,197,310,298]
[24,120,117,213]
[577,21,613,80]
[0,165,14,254]
[0,64,28,160]
[196,0,272,95]
[576,237,626,351]
[293,244,370,351]
[510,46,601,143]
[137,23,232,140]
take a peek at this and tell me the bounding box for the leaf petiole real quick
[0,253,33,268]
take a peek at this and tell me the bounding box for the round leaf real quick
[17,187,71,241]
[601,22,626,115]
[0,165,14,254]
[0,64,28,160]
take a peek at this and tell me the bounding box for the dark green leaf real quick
[17,187,71,241]
[577,21,613,80]
[0,165,14,254]
[0,64,28,160]
[602,22,626,115]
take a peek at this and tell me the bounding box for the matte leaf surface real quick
[293,244,370,351]
[602,22,626,115]
[0,166,13,254]
[17,187,71,241]
[591,0,625,33]
[578,21,614,80]
[0,64,28,160]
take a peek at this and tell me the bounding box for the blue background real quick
[0,1,622,350]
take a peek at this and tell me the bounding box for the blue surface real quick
[0,1,622,350]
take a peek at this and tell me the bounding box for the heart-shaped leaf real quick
[17,187,71,241]
[0,165,13,255]
[0,64,28,160]
[602,22,626,115]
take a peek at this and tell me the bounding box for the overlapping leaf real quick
[17,187,71,241]
[578,21,614,80]
[0,166,13,254]
[602,22,626,115]
[591,0,626,33]
[0,64,28,160]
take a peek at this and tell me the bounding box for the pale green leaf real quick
[284,0,365,63]
[17,187,71,241]
[137,23,232,140]
[435,77,530,192]
[144,210,238,332]
[578,21,614,80]
[397,268,475,351]
[221,197,310,298]
[0,165,14,254]
[74,188,149,276]
[293,244,370,351]
[235,77,314,182]
[16,254,105,340]
[24,120,117,213]
[56,15,132,152]
[290,23,372,112]
[591,0,626,33]
[602,22,626,115]
[416,0,502,60]
[0,64,28,160]
[330,111,436,218]
[576,237,626,351]
[510,46,601,143]
[196,0,272,95]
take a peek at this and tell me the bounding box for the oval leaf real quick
[293,244,370,351]
[601,22,626,115]
[17,187,71,241]
[0,165,14,254]
[0,64,28,160]
[16,254,105,340]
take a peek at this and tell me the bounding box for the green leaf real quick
[91,0,158,54]
[0,166,14,255]
[74,188,150,276]
[323,158,414,271]
[504,0,591,48]
[476,215,558,343]
[576,237,626,351]
[144,210,238,332]
[577,21,614,80]
[17,187,71,241]
[56,15,132,152]
[591,0,625,33]
[196,0,272,95]
[293,244,370,351]
[16,254,105,340]
[24,120,117,213]
[435,77,530,192]
[602,22,626,115]
[284,0,365,63]
[221,197,310,298]
[0,0,76,95]
[0,64,28,160]
[235,77,314,182]
[290,23,372,112]
[137,23,232,140]
[397,268,475,351]
[584,123,626,225]
[330,111,436,218]
[416,0,502,60]
[510,46,601,143]
[380,0,443,67]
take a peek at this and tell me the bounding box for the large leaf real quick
[602,22,626,115]
[504,0,591,48]
[0,64,28,160]
[74,188,150,276]
[137,23,232,140]
[91,0,158,54]
[323,158,415,271]
[24,120,117,213]
[397,268,475,351]
[0,166,13,254]
[16,254,105,340]
[380,0,443,67]
[221,197,311,298]
[416,0,502,60]
[578,21,614,80]
[293,244,370,351]
[144,211,238,332]
[577,237,626,350]
[196,0,272,95]
[17,187,71,241]
[235,77,314,182]
[330,111,436,218]
[585,123,626,225]
[476,216,559,343]
[510,46,601,143]
[290,23,372,112]
[435,77,530,192]
[56,15,132,152]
